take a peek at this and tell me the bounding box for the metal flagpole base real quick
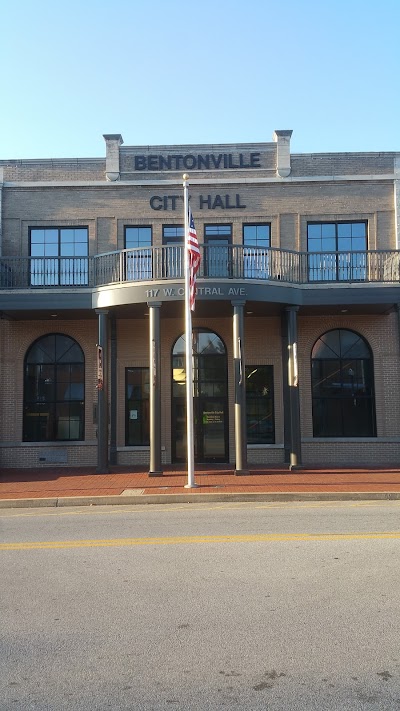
[184,483,199,488]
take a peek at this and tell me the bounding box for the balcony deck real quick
[0,246,399,290]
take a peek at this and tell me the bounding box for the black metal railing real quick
[0,246,399,289]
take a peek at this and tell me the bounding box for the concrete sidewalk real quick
[2,464,400,508]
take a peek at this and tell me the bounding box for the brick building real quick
[0,130,399,470]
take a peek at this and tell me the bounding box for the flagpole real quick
[183,174,197,488]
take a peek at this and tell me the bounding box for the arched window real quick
[23,334,85,442]
[311,329,376,437]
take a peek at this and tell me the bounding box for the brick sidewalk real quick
[2,464,400,500]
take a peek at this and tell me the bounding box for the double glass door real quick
[172,329,228,463]
[172,397,228,463]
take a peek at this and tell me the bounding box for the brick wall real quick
[1,160,105,182]
[291,153,395,177]
[2,180,395,256]
[2,312,399,468]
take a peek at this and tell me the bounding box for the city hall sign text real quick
[150,194,246,210]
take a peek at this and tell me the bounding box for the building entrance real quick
[171,330,229,463]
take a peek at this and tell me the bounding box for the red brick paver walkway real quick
[2,465,400,500]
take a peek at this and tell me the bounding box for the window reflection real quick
[311,329,376,437]
[246,365,275,443]
[307,222,367,282]
[30,228,88,286]
[243,224,271,278]
[23,334,84,442]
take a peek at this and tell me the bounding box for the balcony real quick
[0,246,399,289]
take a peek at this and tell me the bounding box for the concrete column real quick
[96,308,109,473]
[232,300,248,475]
[109,313,117,465]
[273,130,293,178]
[103,134,123,182]
[285,305,302,469]
[148,302,163,476]
[280,311,291,463]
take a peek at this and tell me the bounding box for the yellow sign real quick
[203,411,223,424]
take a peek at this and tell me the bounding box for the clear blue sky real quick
[1,0,399,159]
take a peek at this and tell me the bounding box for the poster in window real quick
[97,345,103,390]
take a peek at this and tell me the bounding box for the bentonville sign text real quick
[150,194,246,210]
[134,152,261,171]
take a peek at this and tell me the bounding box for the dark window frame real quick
[311,328,376,438]
[125,367,150,446]
[243,223,271,247]
[203,224,232,277]
[29,226,89,286]
[204,224,232,240]
[124,226,153,280]
[23,333,85,442]
[243,223,271,278]
[246,365,275,444]
[124,225,152,249]
[162,225,185,277]
[307,220,368,282]
[171,329,229,463]
[162,225,185,244]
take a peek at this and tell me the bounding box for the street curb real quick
[1,491,400,508]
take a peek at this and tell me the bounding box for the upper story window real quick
[124,226,152,280]
[243,223,271,278]
[162,226,185,277]
[30,228,88,286]
[204,225,232,239]
[243,224,270,248]
[307,222,367,282]
[162,225,185,244]
[125,226,152,249]
[204,224,232,277]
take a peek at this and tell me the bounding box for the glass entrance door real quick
[172,329,229,464]
[199,398,227,460]
[204,224,232,278]
[172,397,228,463]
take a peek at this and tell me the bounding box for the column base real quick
[148,470,163,477]
[184,482,199,488]
[235,469,249,476]
[289,464,303,471]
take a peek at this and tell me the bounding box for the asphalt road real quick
[1,500,400,710]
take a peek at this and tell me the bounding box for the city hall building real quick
[0,130,400,472]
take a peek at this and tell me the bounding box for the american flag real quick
[187,207,200,311]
